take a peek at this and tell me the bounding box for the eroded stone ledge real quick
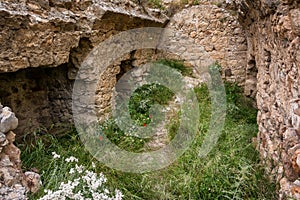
[0,0,168,73]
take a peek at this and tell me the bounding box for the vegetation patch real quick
[148,0,165,9]
[20,81,277,199]
[155,59,193,77]
[128,83,174,126]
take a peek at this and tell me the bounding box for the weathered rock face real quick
[0,102,41,199]
[0,0,166,72]
[233,0,300,199]
[0,0,167,135]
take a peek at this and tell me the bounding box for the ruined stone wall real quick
[0,1,168,198]
[95,49,186,122]
[0,65,73,138]
[167,4,248,90]
[0,0,167,136]
[0,0,252,135]
[3,0,300,199]
[233,0,300,199]
[0,0,252,138]
[96,3,249,121]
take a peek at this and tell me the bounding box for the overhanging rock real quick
[0,0,168,72]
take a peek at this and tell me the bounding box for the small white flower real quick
[65,156,78,163]
[38,160,123,200]
[115,189,123,200]
[75,164,84,173]
[69,168,75,174]
[92,162,96,168]
[73,191,83,200]
[51,152,61,159]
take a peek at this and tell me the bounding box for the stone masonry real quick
[2,0,300,199]
[0,0,168,136]
[232,0,300,199]
[168,4,248,88]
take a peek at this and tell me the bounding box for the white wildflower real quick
[73,191,83,200]
[115,189,123,200]
[75,164,84,173]
[92,162,96,168]
[38,157,123,200]
[104,189,109,194]
[51,152,61,159]
[69,168,75,174]
[65,156,79,163]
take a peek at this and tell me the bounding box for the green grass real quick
[129,83,174,126]
[99,82,175,153]
[156,59,193,77]
[148,0,165,9]
[19,82,277,200]
[100,119,150,153]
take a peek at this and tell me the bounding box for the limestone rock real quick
[0,103,35,200]
[0,107,18,133]
[6,131,16,143]
[24,171,41,193]
[3,143,21,166]
[0,132,8,146]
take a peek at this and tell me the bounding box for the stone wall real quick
[0,65,73,139]
[0,0,252,135]
[3,0,300,199]
[0,0,167,136]
[95,3,250,122]
[233,0,300,199]
[94,49,185,122]
[0,2,168,199]
[167,4,248,88]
